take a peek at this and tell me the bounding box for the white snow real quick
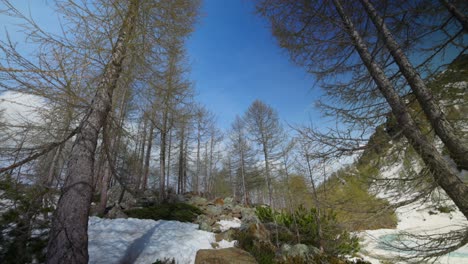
[88,217,236,264]
[217,218,241,232]
[358,200,468,264]
[358,157,468,263]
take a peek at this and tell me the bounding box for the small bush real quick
[125,202,202,222]
[255,205,360,256]
[436,205,454,214]
[152,258,175,264]
[233,230,276,264]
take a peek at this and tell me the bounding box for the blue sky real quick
[0,0,322,131]
[188,0,321,130]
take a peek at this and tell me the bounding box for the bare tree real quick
[244,100,284,207]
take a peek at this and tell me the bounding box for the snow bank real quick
[359,200,468,263]
[88,217,234,264]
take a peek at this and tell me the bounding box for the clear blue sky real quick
[0,0,322,131]
[188,0,321,130]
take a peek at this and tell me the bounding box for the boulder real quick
[196,214,216,231]
[190,196,208,206]
[106,205,128,219]
[107,185,137,209]
[195,248,257,264]
[280,243,320,259]
[246,223,270,242]
[289,244,309,258]
[215,229,236,242]
[205,205,223,217]
[240,208,259,228]
[214,198,224,206]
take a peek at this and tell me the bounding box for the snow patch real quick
[217,218,241,232]
[88,217,235,264]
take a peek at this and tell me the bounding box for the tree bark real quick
[159,120,167,200]
[262,144,274,207]
[360,0,468,170]
[177,125,185,194]
[137,117,148,190]
[166,128,172,191]
[439,0,468,32]
[143,123,155,191]
[333,0,468,219]
[46,2,139,263]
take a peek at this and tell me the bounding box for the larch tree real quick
[229,115,258,205]
[244,100,284,207]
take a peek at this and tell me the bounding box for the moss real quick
[124,202,202,222]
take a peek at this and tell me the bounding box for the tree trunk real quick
[305,153,323,250]
[333,0,468,219]
[360,0,468,170]
[97,161,111,215]
[177,125,185,194]
[46,2,139,263]
[143,123,155,191]
[439,0,468,32]
[262,144,274,207]
[195,126,201,194]
[137,118,148,190]
[166,128,172,191]
[159,125,166,200]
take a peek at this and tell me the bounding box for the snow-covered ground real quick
[359,201,468,263]
[358,162,468,263]
[88,217,237,264]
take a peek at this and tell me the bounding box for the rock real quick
[281,243,318,259]
[232,205,242,214]
[240,208,259,228]
[224,197,234,205]
[215,229,236,242]
[199,221,212,232]
[289,244,309,258]
[205,205,223,217]
[106,205,128,219]
[195,248,257,264]
[210,242,219,249]
[190,196,208,206]
[246,223,270,242]
[212,223,222,233]
[214,198,224,206]
[308,245,321,256]
[281,244,292,254]
[196,214,216,231]
[107,185,137,209]
[232,213,241,218]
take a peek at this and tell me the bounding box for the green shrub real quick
[152,258,175,264]
[125,202,202,222]
[255,205,360,256]
[233,230,276,264]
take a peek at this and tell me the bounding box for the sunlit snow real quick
[88,217,235,264]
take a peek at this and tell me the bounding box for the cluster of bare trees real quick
[0,0,223,263]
